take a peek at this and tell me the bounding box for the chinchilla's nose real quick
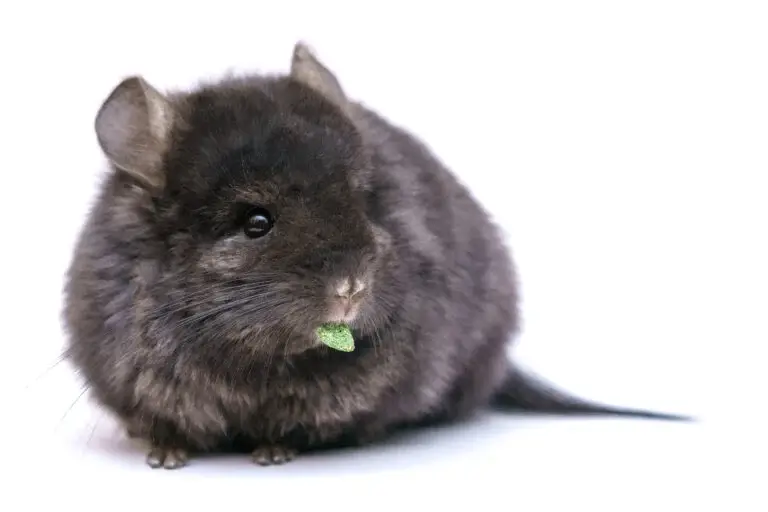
[331,277,367,300]
[324,275,369,323]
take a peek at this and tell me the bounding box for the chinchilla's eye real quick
[243,207,274,239]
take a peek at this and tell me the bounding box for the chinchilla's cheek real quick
[370,223,393,256]
[198,235,250,277]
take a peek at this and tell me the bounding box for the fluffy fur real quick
[63,42,687,469]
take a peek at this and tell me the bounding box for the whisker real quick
[24,351,69,391]
[153,271,287,288]
[55,385,89,432]
[180,300,294,342]
[173,292,286,329]
[87,415,101,446]
[83,411,104,456]
[148,274,285,300]
[150,282,282,317]
[163,277,281,298]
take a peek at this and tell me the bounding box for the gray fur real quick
[63,42,688,470]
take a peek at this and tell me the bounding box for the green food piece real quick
[316,323,355,352]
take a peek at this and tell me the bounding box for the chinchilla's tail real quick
[491,363,693,421]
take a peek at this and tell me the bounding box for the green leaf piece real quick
[316,323,355,352]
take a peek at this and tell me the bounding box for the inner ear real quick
[290,42,348,108]
[94,76,175,192]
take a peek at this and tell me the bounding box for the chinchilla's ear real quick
[290,41,349,110]
[94,76,176,192]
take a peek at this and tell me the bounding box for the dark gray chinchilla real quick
[63,42,689,470]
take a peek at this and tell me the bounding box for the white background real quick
[2,1,767,510]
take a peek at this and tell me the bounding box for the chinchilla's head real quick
[90,42,400,358]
